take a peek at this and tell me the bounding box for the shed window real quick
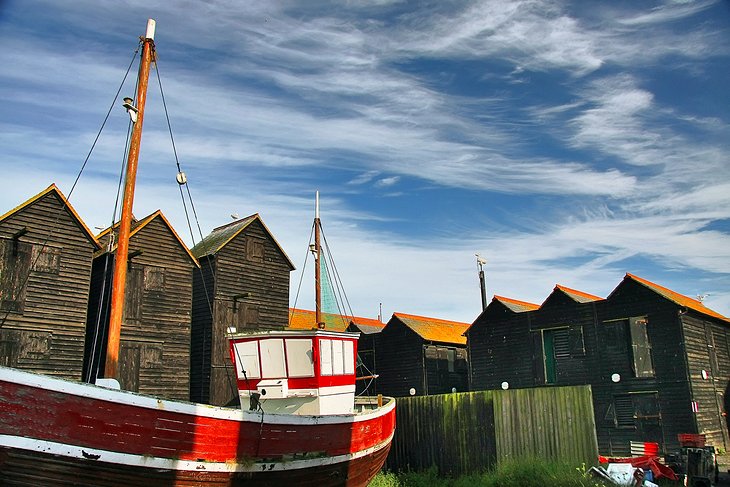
[0,239,32,312]
[629,317,654,378]
[32,245,61,274]
[246,238,265,262]
[124,265,144,321]
[144,266,165,291]
[614,394,635,429]
[235,304,259,331]
[612,392,660,429]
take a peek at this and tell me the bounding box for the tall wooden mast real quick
[104,19,156,379]
[314,191,324,329]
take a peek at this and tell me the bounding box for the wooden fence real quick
[385,385,598,476]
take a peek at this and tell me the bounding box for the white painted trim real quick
[0,366,394,425]
[0,433,394,473]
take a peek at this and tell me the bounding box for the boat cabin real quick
[228,329,358,415]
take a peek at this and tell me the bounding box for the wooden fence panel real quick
[386,391,497,476]
[494,385,598,466]
[385,385,598,476]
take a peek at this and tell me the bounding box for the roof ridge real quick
[493,295,540,308]
[394,311,470,326]
[555,284,603,301]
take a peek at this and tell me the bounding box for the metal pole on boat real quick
[314,191,324,329]
[104,19,156,380]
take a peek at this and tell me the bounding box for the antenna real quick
[476,254,487,311]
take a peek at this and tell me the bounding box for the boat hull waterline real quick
[0,366,395,486]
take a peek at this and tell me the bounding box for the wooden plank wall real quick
[386,385,598,476]
[0,192,97,380]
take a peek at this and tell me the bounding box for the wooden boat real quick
[0,19,395,486]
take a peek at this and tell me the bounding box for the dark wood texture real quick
[190,217,293,405]
[374,316,468,398]
[85,212,195,400]
[386,386,597,476]
[0,187,98,379]
[468,277,730,456]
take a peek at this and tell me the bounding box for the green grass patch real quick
[369,458,619,487]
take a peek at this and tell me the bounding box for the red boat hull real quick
[0,366,395,486]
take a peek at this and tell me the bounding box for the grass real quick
[368,458,629,487]
[369,459,687,487]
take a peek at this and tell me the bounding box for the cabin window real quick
[32,245,61,274]
[259,339,286,378]
[234,340,261,379]
[344,340,354,374]
[319,339,355,376]
[320,339,333,375]
[246,238,265,263]
[285,339,314,377]
[0,238,32,312]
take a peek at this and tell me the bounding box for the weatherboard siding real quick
[468,277,730,456]
[190,218,292,406]
[85,215,195,401]
[0,190,97,380]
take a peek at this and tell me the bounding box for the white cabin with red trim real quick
[228,329,359,415]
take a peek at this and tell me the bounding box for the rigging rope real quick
[0,45,141,338]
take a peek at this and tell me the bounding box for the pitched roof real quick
[287,308,385,333]
[95,210,199,266]
[620,273,730,323]
[191,214,294,269]
[551,284,603,304]
[392,312,469,345]
[493,295,540,313]
[0,184,101,250]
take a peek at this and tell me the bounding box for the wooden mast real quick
[104,19,156,379]
[314,191,324,329]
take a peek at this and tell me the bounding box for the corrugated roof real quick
[0,184,101,250]
[392,312,469,345]
[622,273,730,323]
[190,214,294,269]
[287,308,384,333]
[493,295,540,313]
[553,284,603,303]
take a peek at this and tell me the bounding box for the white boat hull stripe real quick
[0,433,395,473]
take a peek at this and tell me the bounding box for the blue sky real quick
[1,1,729,323]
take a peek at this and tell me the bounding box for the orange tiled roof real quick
[393,312,469,345]
[493,295,540,313]
[554,284,603,303]
[625,273,729,323]
[288,308,385,333]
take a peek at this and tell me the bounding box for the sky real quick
[1,0,729,324]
